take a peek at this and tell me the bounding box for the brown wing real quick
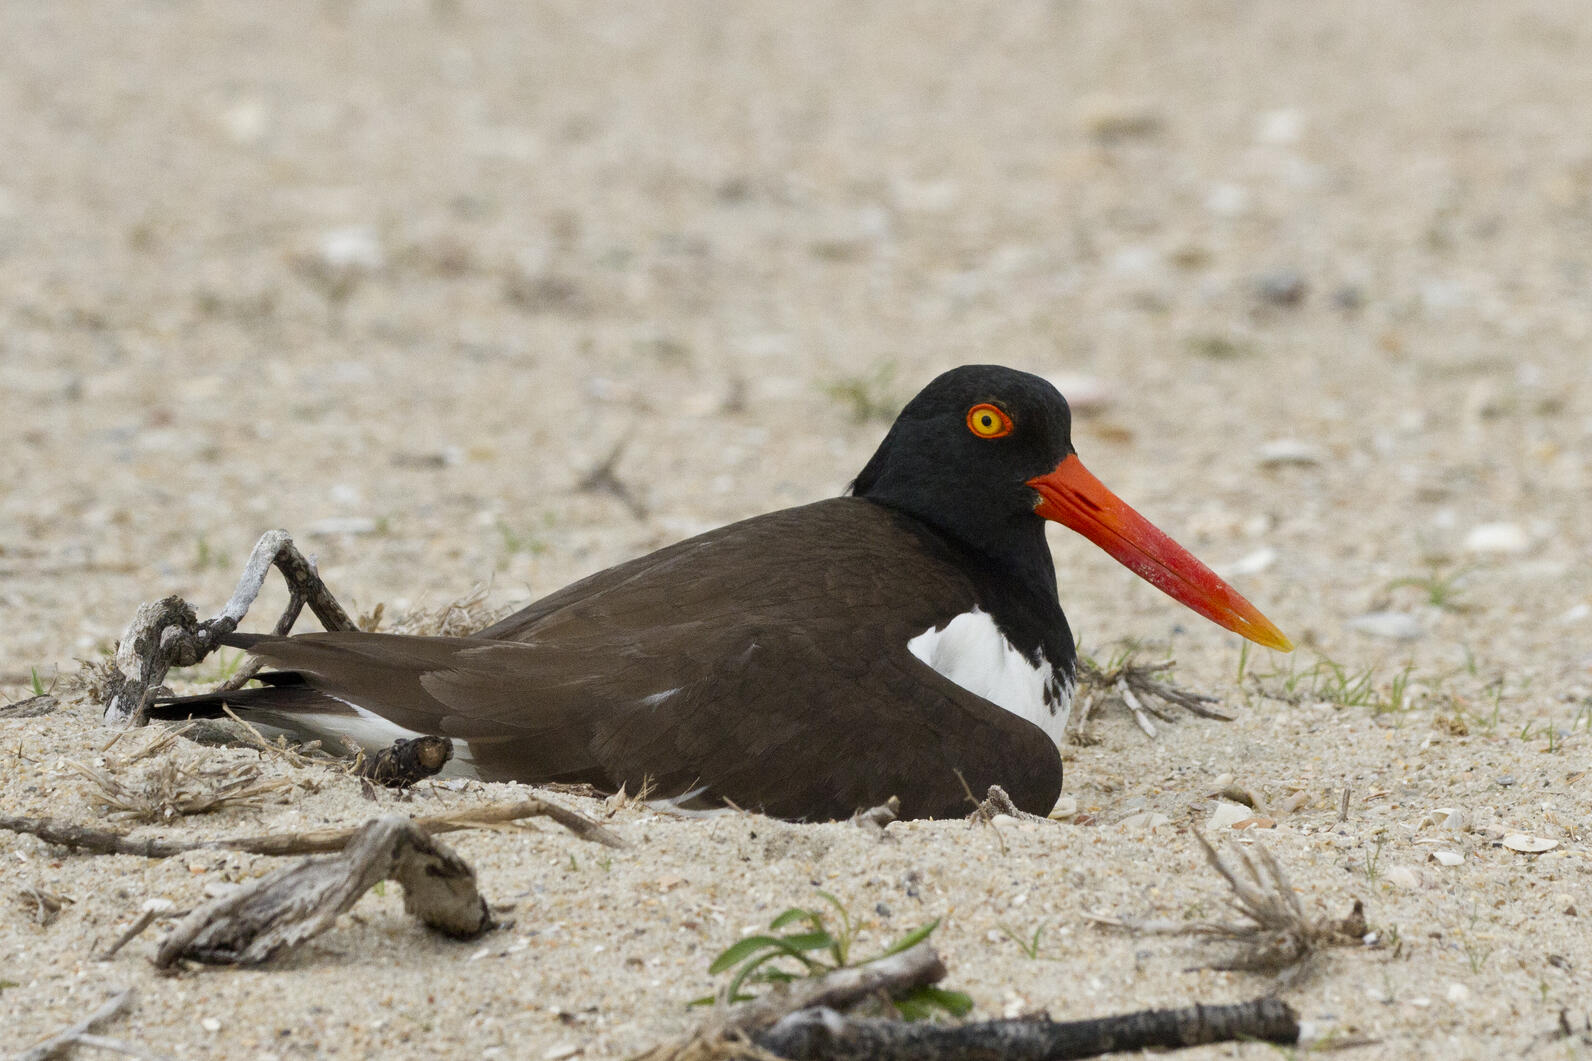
[231,499,1063,819]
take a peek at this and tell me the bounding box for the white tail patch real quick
[907,609,1073,745]
[248,698,479,778]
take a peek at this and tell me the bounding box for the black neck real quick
[874,501,1076,683]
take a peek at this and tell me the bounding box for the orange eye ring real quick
[966,403,1014,439]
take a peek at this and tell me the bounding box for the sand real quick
[3,2,1590,1057]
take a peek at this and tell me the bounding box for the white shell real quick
[1501,833,1558,853]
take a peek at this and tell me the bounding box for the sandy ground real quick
[3,2,1591,1057]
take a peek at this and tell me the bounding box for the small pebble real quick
[305,516,379,537]
[1254,268,1308,307]
[1001,989,1030,1019]
[1220,548,1277,577]
[1446,983,1470,1004]
[1205,183,1250,217]
[1257,439,1324,467]
[1430,850,1463,867]
[1207,802,1251,830]
[1048,796,1079,820]
[218,98,269,144]
[1077,94,1163,142]
[1046,374,1113,414]
[1116,811,1171,830]
[1463,522,1529,554]
[1385,866,1421,890]
[201,1018,222,1033]
[317,226,384,272]
[1333,284,1365,311]
[1347,611,1424,640]
[1255,109,1305,145]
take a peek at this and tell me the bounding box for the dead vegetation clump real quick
[1072,648,1231,742]
[1183,831,1367,976]
[364,582,506,637]
[1089,831,1367,985]
[69,723,294,823]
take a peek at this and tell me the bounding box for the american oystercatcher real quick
[156,365,1290,820]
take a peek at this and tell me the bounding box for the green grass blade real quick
[878,917,940,958]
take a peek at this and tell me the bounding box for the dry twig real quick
[95,901,176,961]
[578,437,648,519]
[0,794,623,859]
[15,988,156,1061]
[0,694,60,719]
[18,884,72,927]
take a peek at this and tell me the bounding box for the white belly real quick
[907,609,1073,745]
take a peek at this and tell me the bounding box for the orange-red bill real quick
[1028,455,1293,652]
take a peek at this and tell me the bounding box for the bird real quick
[154,365,1291,820]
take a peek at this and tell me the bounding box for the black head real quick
[850,364,1296,653]
[851,365,1073,573]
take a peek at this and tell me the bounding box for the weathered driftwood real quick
[0,794,624,859]
[103,530,355,726]
[156,816,491,967]
[754,997,1298,1061]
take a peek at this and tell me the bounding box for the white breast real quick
[906,609,1073,745]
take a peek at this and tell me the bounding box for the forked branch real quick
[103,530,355,726]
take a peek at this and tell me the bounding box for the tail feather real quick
[219,631,271,651]
[149,682,346,721]
[149,683,448,764]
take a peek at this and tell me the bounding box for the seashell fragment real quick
[1501,833,1558,853]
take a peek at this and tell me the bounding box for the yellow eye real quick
[965,403,1013,439]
